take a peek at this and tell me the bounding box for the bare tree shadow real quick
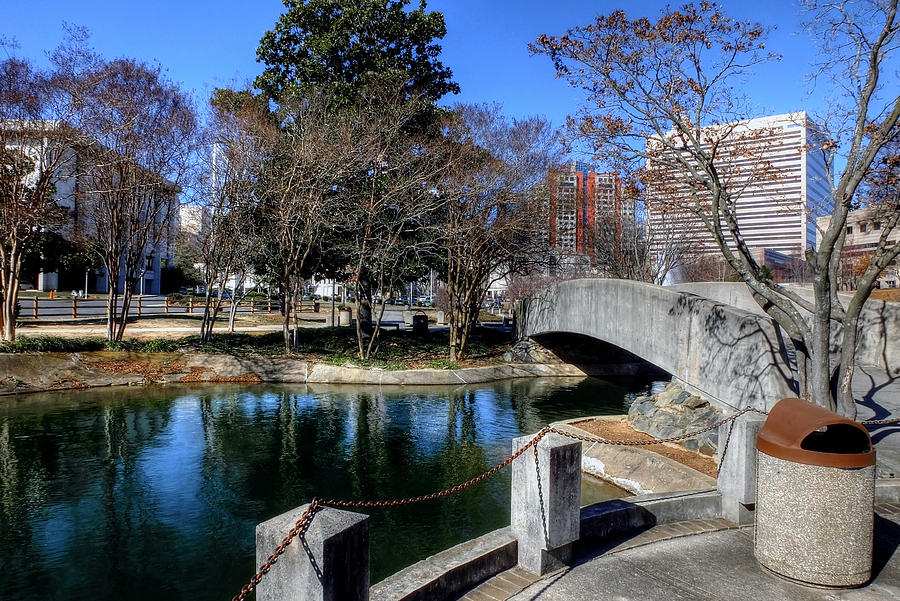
[855,365,900,444]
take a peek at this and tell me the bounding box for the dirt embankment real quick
[573,416,717,478]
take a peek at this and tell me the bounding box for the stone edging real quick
[0,351,591,396]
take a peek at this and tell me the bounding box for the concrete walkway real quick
[458,504,900,601]
[855,365,900,478]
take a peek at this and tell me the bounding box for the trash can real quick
[755,397,875,588]
[412,311,428,335]
[339,307,352,326]
[313,301,320,312]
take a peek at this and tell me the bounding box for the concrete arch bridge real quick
[517,279,899,412]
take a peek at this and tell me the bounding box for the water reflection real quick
[0,376,652,601]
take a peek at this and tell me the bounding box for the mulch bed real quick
[572,417,718,478]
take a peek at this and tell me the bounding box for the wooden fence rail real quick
[17,297,301,320]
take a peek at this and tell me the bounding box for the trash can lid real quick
[757,397,874,468]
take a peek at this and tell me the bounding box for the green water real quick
[0,376,651,601]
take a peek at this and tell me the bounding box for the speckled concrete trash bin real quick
[755,397,875,588]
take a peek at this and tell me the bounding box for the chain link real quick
[323,427,551,509]
[549,406,766,447]
[861,417,900,425]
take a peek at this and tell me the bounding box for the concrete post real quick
[256,504,369,601]
[511,432,582,575]
[717,413,766,525]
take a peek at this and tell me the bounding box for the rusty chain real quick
[323,426,552,509]
[232,499,323,601]
[232,427,554,600]
[861,417,900,425]
[548,406,767,447]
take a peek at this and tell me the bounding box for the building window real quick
[860,223,867,233]
[847,226,853,235]
[889,281,897,289]
[874,221,881,230]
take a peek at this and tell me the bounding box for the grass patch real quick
[426,358,460,370]
[326,354,406,371]
[0,336,108,353]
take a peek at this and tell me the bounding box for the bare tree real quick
[533,2,900,415]
[52,40,197,341]
[438,104,561,362]
[335,83,449,359]
[192,92,266,341]
[254,89,357,352]
[0,57,69,341]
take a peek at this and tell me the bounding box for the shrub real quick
[139,339,178,353]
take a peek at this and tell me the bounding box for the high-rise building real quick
[645,112,831,259]
[547,163,633,264]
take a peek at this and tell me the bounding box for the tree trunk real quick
[105,289,119,341]
[114,284,136,342]
[281,275,292,353]
[0,250,22,342]
[199,290,216,342]
[228,299,239,332]
[810,279,836,411]
[357,273,373,337]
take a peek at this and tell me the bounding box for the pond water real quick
[0,376,655,601]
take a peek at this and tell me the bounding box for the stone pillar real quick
[511,432,581,575]
[256,504,369,601]
[717,413,766,525]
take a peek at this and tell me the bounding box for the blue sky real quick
[3,1,821,131]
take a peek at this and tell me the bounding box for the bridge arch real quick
[518,279,798,411]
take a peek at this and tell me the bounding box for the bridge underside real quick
[530,332,669,379]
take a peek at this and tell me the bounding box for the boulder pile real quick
[627,382,724,456]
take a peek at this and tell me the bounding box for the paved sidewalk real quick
[855,365,900,477]
[458,505,900,601]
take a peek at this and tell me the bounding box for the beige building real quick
[645,112,831,265]
[817,208,900,289]
[3,121,179,294]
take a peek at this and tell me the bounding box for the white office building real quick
[646,112,832,260]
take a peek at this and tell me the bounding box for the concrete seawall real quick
[0,351,595,396]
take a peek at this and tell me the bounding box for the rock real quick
[626,381,725,456]
[502,338,561,364]
[683,395,709,409]
[670,390,692,405]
